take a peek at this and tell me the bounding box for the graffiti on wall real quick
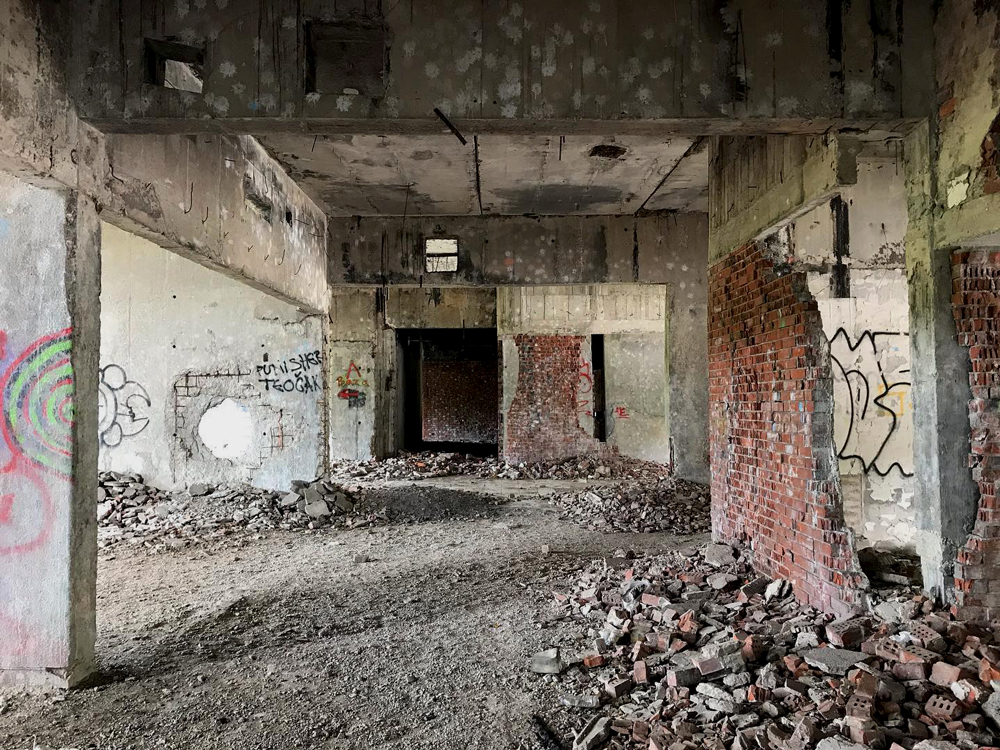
[98,364,151,447]
[606,403,630,438]
[829,328,913,478]
[0,329,72,558]
[257,350,322,394]
[577,357,594,417]
[336,361,368,409]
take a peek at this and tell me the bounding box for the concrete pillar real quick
[904,123,978,600]
[659,216,710,483]
[327,288,379,461]
[0,171,100,687]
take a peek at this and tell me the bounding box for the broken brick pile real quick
[329,451,670,483]
[532,541,1000,750]
[550,479,712,535]
[97,472,372,549]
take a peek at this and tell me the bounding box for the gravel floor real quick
[0,482,707,750]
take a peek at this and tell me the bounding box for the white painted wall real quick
[99,223,324,491]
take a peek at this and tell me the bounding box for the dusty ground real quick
[0,480,706,750]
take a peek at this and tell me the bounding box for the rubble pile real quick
[96,472,373,548]
[551,479,712,535]
[329,451,670,482]
[532,542,1000,750]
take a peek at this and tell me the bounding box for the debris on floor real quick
[550,478,712,535]
[96,470,512,549]
[533,541,1000,750]
[97,472,373,548]
[328,451,670,482]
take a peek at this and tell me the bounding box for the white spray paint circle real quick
[198,399,253,459]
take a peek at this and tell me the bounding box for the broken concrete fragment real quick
[703,543,737,567]
[559,693,600,708]
[573,716,611,750]
[531,648,563,675]
[803,647,867,676]
[304,499,331,518]
[707,572,738,590]
[982,691,1000,730]
[816,738,867,750]
[764,579,789,602]
[874,599,920,623]
[189,483,212,497]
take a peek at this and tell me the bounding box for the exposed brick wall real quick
[421,360,498,444]
[504,335,599,464]
[709,242,866,617]
[952,250,1000,621]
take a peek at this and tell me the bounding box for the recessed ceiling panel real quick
[262,134,478,216]
[477,135,695,215]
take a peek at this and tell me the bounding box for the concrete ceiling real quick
[262,134,708,217]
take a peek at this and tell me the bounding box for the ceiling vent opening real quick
[589,144,628,160]
[145,39,205,93]
[306,22,389,96]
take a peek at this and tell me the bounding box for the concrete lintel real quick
[330,212,707,287]
[83,116,922,139]
[935,193,1000,250]
[78,129,330,315]
[709,135,862,264]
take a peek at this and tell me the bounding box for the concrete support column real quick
[661,216,709,483]
[0,172,100,687]
[327,288,379,461]
[904,123,978,600]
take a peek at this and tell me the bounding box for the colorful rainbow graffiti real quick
[0,328,73,557]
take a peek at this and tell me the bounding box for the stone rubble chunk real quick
[530,648,563,675]
[803,647,867,676]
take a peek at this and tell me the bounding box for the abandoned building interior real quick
[3,1,1000,748]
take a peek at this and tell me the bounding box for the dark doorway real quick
[397,328,499,456]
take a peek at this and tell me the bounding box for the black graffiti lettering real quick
[829,328,913,478]
[258,351,324,397]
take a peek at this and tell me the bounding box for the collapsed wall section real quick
[952,249,1000,622]
[99,224,324,491]
[502,335,600,465]
[709,240,867,616]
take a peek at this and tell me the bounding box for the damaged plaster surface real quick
[85,133,330,314]
[934,1,1000,247]
[797,155,916,552]
[99,224,324,492]
[74,0,930,130]
[330,212,707,287]
[498,285,670,464]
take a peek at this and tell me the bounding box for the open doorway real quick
[397,328,499,456]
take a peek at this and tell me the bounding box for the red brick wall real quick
[709,242,866,617]
[503,335,599,464]
[421,360,498,444]
[952,250,1000,622]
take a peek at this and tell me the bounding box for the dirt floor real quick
[0,480,707,750]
